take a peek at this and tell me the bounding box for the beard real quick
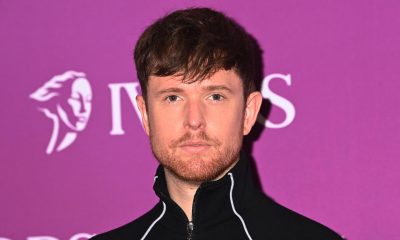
[150,130,242,183]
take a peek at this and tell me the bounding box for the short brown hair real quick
[134,7,258,99]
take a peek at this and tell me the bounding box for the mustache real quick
[171,132,221,147]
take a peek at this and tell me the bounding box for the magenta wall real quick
[1,1,399,239]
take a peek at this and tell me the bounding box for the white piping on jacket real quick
[228,173,254,240]
[141,176,166,240]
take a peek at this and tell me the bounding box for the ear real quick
[243,91,262,135]
[136,95,150,136]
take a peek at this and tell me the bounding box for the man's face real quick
[137,70,261,183]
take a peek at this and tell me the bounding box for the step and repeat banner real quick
[1,1,399,239]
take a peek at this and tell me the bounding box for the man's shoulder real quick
[90,202,163,240]
[245,191,344,239]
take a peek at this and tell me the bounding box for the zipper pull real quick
[186,221,194,240]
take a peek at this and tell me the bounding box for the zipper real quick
[186,183,203,240]
[160,190,196,239]
[186,221,194,240]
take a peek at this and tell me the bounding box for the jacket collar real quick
[152,151,258,231]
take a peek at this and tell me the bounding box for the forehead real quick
[147,69,243,93]
[71,78,92,95]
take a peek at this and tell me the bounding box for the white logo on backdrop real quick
[29,71,294,154]
[30,71,93,154]
[257,73,295,128]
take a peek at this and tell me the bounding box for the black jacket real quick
[91,152,343,239]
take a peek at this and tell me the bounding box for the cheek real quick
[148,105,183,138]
[68,99,81,116]
[207,104,244,137]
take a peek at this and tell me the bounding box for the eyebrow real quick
[203,85,233,93]
[155,85,233,96]
[155,87,184,96]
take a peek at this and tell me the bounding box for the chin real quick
[75,122,86,131]
[168,157,229,182]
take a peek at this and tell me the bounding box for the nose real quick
[184,99,206,130]
[78,94,87,114]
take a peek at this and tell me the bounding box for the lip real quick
[77,117,87,122]
[179,142,211,153]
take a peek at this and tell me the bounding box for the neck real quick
[164,168,200,221]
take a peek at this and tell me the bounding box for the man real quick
[92,7,343,240]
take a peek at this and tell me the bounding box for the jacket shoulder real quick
[90,202,164,240]
[245,191,344,239]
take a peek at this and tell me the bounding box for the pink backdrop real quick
[1,1,399,239]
